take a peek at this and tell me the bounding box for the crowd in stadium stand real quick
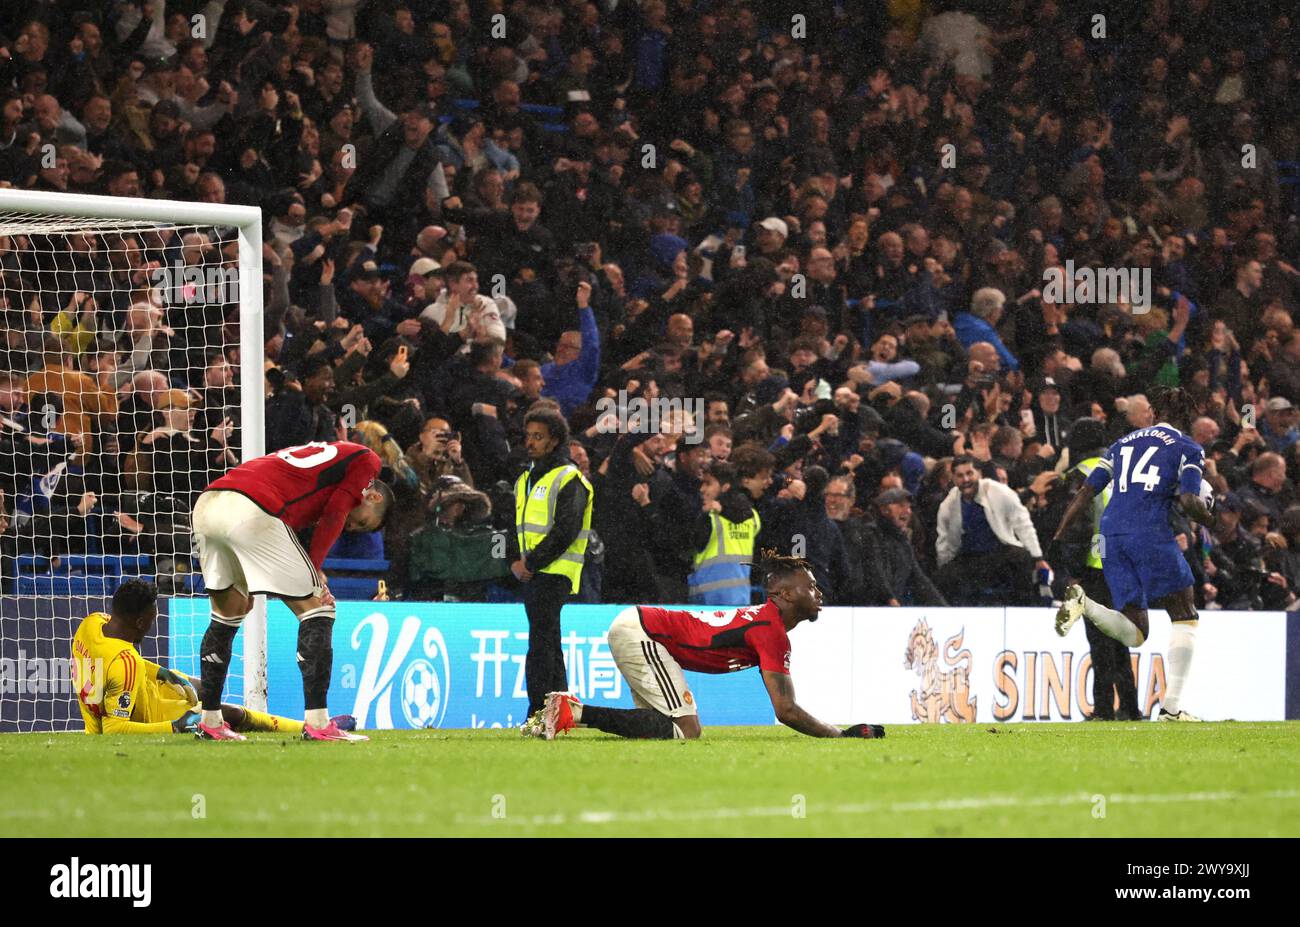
[1,0,1300,610]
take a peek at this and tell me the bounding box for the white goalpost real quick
[0,188,265,731]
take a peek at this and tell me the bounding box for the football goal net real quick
[0,188,265,732]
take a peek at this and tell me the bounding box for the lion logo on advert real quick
[903,619,977,723]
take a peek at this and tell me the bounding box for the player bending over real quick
[1051,386,1213,721]
[72,579,312,735]
[192,440,390,742]
[524,555,885,740]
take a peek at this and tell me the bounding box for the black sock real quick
[199,620,239,711]
[581,705,674,739]
[297,616,335,710]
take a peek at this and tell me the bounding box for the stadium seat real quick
[14,553,152,574]
[321,557,390,600]
[519,103,564,118]
[16,573,125,597]
[323,558,391,573]
[326,576,381,599]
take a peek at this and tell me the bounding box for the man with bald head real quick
[487,77,545,163]
[410,225,448,267]
[30,93,86,148]
[196,172,225,204]
[872,231,914,302]
[805,246,847,331]
[731,349,773,418]
[1122,394,1154,430]
[1190,417,1220,448]
[967,341,1001,376]
[666,313,694,349]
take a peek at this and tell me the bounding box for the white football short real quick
[192,490,324,599]
[606,607,697,718]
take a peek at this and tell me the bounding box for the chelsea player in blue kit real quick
[1051,387,1214,721]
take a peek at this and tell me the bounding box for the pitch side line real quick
[455,788,1300,827]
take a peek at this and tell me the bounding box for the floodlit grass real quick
[4,723,1298,837]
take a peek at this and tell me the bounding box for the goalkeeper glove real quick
[841,723,886,739]
[157,667,199,707]
[171,710,200,733]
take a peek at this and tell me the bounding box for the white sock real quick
[1082,594,1145,646]
[1162,620,1197,714]
[201,710,223,728]
[305,708,330,729]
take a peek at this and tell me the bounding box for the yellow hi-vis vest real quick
[514,463,594,594]
[1074,456,1111,569]
[687,508,761,604]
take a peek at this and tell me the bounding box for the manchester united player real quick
[191,440,391,742]
[526,555,885,740]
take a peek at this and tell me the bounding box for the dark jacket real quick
[861,517,947,606]
[439,205,557,288]
[641,463,703,573]
[1239,481,1291,524]
[594,432,662,601]
[832,513,872,604]
[757,489,852,604]
[264,390,336,453]
[342,121,440,216]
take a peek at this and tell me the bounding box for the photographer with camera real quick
[406,414,473,489]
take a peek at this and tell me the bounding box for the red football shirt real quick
[638,600,792,675]
[204,441,382,567]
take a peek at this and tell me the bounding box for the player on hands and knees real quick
[525,554,884,740]
[71,579,306,735]
[1051,385,1213,721]
[192,441,391,741]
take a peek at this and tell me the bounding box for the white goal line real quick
[455,788,1300,828]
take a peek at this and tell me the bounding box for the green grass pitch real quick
[4,723,1298,837]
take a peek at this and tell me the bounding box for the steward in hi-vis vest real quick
[511,409,592,717]
[1052,417,1141,721]
[514,461,593,593]
[686,462,760,605]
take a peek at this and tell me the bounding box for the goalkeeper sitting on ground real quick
[71,579,315,735]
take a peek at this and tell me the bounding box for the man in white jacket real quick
[935,455,1050,604]
[419,260,506,344]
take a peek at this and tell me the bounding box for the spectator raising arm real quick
[352,43,398,135]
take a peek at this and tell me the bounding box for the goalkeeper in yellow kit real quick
[72,579,303,735]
